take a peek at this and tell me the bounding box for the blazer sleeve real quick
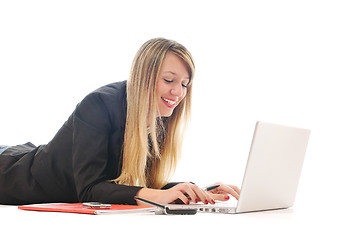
[161,182,181,189]
[71,91,142,205]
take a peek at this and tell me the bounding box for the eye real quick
[182,80,190,88]
[163,78,173,83]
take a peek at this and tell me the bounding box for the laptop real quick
[167,121,311,214]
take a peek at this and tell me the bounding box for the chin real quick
[160,110,174,117]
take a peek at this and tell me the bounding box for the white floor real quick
[1,199,360,240]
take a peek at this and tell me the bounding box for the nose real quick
[170,83,184,98]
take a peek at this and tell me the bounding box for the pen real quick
[204,184,220,192]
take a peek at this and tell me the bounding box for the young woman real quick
[0,38,240,205]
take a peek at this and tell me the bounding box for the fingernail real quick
[225,196,230,200]
[211,200,215,204]
[194,199,198,203]
[187,200,190,205]
[204,200,208,204]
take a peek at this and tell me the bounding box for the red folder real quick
[18,203,153,215]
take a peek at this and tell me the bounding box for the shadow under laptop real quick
[239,208,295,220]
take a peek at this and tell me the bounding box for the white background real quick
[1,0,360,237]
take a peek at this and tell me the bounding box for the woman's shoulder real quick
[91,80,127,99]
[79,81,127,109]
[74,81,127,130]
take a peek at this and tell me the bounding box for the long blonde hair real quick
[113,38,195,189]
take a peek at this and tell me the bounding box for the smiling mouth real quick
[161,97,177,106]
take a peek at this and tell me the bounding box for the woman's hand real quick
[135,182,216,206]
[205,182,240,201]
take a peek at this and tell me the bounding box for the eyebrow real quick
[163,71,190,79]
[163,71,176,75]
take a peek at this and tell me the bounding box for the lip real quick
[161,97,177,108]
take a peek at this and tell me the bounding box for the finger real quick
[177,183,198,203]
[175,191,190,205]
[205,191,216,204]
[195,188,216,204]
[189,185,208,204]
[210,183,240,200]
[228,184,241,195]
[177,183,216,204]
[221,186,239,200]
[208,193,231,202]
[185,184,214,204]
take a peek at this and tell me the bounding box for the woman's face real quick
[156,52,190,117]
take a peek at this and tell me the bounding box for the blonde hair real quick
[113,38,195,189]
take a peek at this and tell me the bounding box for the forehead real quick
[160,52,190,78]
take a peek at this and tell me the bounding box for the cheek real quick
[156,83,168,97]
[181,88,187,100]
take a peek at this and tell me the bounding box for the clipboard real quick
[18,203,153,215]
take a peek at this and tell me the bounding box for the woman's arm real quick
[71,83,144,205]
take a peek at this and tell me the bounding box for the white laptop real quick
[167,121,311,214]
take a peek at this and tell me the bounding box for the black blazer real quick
[0,81,177,205]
